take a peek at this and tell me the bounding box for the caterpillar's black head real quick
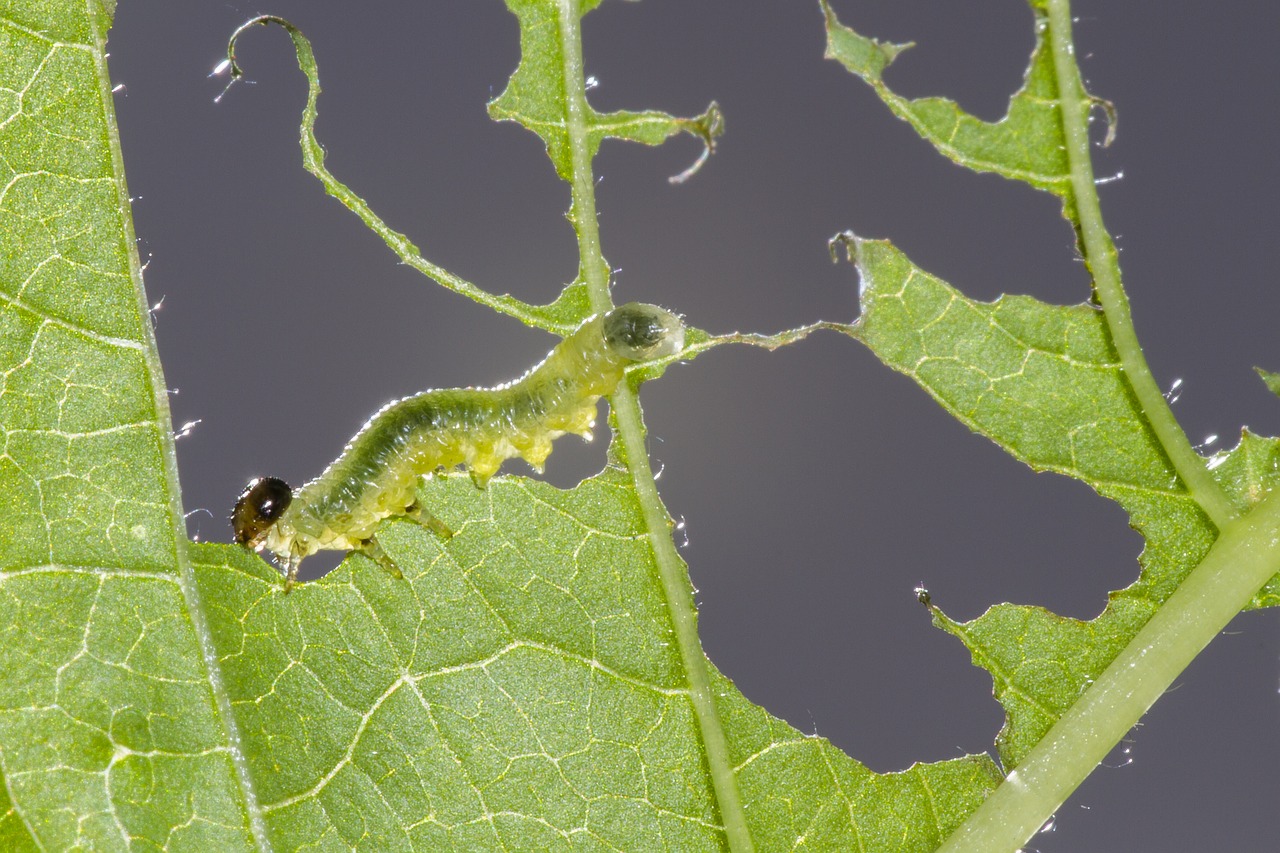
[603,303,685,361]
[232,476,293,548]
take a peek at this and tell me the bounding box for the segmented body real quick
[234,303,683,583]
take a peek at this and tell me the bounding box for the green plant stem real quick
[939,484,1280,852]
[1044,0,1237,528]
[554,2,752,850]
[941,3,1268,848]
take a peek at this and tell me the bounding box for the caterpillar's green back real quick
[234,303,684,583]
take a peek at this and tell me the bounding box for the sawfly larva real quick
[233,302,684,589]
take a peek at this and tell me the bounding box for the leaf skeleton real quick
[233,302,685,590]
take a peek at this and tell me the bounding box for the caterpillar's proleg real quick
[405,502,454,540]
[358,537,401,580]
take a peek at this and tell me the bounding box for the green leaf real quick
[0,3,259,850]
[826,1,1280,847]
[1254,365,1280,399]
[193,474,1002,850]
[488,0,722,186]
[7,3,1004,850]
[822,0,1079,202]
[223,14,587,335]
[846,230,1280,762]
[224,9,720,336]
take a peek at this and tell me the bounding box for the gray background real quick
[107,1,1277,849]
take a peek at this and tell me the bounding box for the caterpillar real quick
[233,302,684,588]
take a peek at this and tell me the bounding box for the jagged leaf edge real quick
[821,0,1103,216]
[843,234,1280,770]
[192,467,1003,851]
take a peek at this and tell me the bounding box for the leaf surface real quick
[823,2,1280,845]
[3,2,1001,851]
[0,3,257,849]
[821,0,1076,201]
[194,474,1001,849]
[488,0,722,186]
[847,235,1280,767]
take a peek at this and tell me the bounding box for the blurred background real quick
[107,1,1278,849]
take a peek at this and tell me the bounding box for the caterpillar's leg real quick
[358,536,404,580]
[282,556,302,594]
[405,502,454,539]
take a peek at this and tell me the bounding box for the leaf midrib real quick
[551,0,753,849]
[89,4,272,847]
